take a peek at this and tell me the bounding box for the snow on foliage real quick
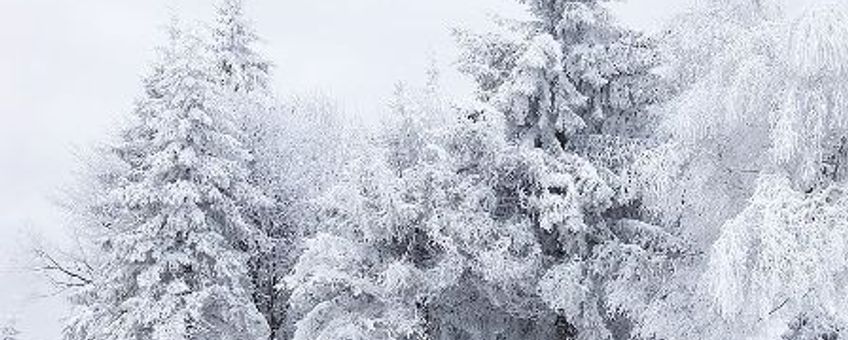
[286,0,681,335]
[63,20,269,340]
[659,0,848,190]
[207,1,292,337]
[457,0,664,155]
[452,1,681,339]
[708,174,848,337]
[211,0,271,95]
[53,1,848,340]
[636,1,848,339]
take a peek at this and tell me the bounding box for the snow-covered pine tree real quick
[208,0,277,220]
[209,0,277,204]
[456,0,663,152]
[457,1,682,339]
[207,2,290,338]
[63,22,269,340]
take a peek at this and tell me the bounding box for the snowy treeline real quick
[50,0,848,339]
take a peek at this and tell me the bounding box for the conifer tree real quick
[63,22,269,340]
[208,2,290,338]
[457,0,663,154]
[456,1,681,339]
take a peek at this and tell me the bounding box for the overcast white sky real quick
[0,0,687,338]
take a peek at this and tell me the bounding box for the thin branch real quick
[760,289,812,322]
[767,297,791,316]
[33,247,93,287]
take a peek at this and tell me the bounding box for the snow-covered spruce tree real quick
[209,0,277,231]
[635,1,848,339]
[63,22,269,340]
[208,2,291,338]
[456,1,681,339]
[455,0,664,151]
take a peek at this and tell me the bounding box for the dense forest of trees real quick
[44,0,848,339]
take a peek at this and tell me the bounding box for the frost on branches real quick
[705,3,848,337]
[708,175,848,339]
[456,0,664,154]
[47,1,848,340]
[285,3,683,334]
[63,23,269,340]
[211,0,271,95]
[637,1,848,339]
[452,0,682,339]
[209,1,292,338]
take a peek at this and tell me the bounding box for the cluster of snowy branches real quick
[53,0,848,340]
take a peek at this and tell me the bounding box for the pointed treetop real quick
[212,0,272,94]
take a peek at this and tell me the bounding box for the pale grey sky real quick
[0,0,683,339]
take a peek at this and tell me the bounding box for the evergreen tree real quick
[208,1,290,338]
[456,1,680,339]
[63,22,269,340]
[456,0,664,154]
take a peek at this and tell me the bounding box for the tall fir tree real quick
[456,1,681,339]
[457,0,664,154]
[208,1,290,339]
[63,22,269,340]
